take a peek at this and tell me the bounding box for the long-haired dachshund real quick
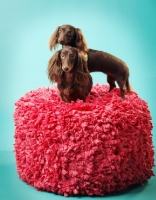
[49,24,132,100]
[47,46,92,103]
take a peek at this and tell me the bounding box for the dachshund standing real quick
[49,24,132,100]
[47,46,92,103]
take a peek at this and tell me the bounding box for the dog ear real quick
[75,28,88,52]
[49,26,60,50]
[47,51,62,83]
[75,52,89,83]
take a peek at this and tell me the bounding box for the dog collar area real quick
[83,52,88,61]
[77,48,88,61]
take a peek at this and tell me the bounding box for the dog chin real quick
[59,41,64,45]
[62,69,70,73]
[59,41,70,46]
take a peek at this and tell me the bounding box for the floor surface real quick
[0,151,156,200]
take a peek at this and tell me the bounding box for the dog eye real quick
[59,29,62,33]
[61,53,65,58]
[70,54,74,58]
[67,31,72,36]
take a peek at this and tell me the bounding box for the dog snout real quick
[58,39,64,44]
[58,35,64,44]
[58,38,62,43]
[63,67,69,72]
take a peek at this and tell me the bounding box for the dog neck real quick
[77,48,88,61]
[61,45,88,61]
[83,51,88,61]
[62,72,75,86]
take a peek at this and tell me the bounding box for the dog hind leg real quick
[116,77,127,100]
[107,75,116,92]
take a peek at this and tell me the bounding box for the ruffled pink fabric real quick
[14,84,154,196]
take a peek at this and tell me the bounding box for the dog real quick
[47,46,93,103]
[49,24,132,100]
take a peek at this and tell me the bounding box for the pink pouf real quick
[14,84,154,196]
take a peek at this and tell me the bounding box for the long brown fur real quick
[74,28,88,52]
[49,26,60,50]
[47,46,92,103]
[49,24,132,100]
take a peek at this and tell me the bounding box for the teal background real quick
[0,0,156,199]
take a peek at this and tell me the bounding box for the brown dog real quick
[47,46,92,103]
[49,24,132,100]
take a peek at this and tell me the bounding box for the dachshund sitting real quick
[49,24,132,100]
[47,46,92,103]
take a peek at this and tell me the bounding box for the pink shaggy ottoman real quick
[14,84,154,196]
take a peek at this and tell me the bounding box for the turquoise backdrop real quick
[0,0,156,199]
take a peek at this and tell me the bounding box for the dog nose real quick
[59,40,63,44]
[58,38,64,44]
[64,67,69,71]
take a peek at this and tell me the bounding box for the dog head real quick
[47,46,89,83]
[60,45,78,73]
[49,24,88,52]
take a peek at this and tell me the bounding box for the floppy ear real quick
[47,51,62,83]
[49,26,60,50]
[75,52,89,83]
[75,28,88,52]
